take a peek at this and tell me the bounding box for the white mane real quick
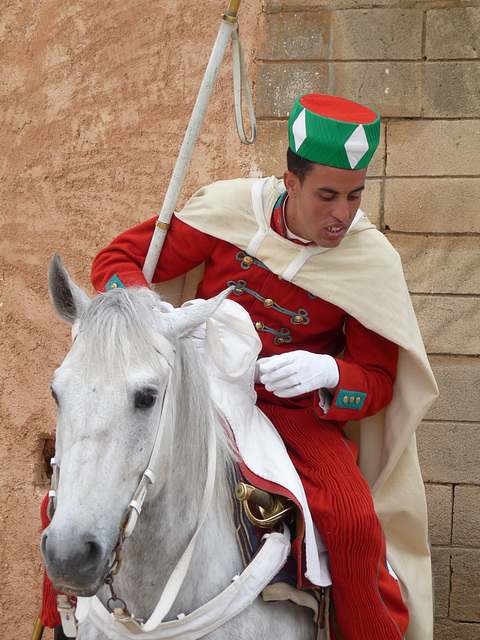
[77,287,172,378]
[76,286,234,494]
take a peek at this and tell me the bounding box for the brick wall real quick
[253,2,480,638]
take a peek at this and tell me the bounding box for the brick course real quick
[425,483,453,546]
[427,356,480,422]
[386,120,480,176]
[389,236,480,295]
[384,178,480,233]
[426,8,480,60]
[450,549,480,621]
[453,485,480,547]
[417,423,480,485]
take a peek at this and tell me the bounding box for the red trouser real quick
[40,493,62,628]
[259,401,409,640]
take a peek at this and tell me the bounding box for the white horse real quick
[41,255,318,640]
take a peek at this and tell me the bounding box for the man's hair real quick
[287,147,314,183]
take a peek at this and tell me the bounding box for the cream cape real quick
[171,176,439,640]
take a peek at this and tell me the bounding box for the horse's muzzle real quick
[41,524,111,597]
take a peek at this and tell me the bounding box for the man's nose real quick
[332,199,350,222]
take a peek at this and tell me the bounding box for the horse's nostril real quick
[83,540,103,569]
[41,531,48,557]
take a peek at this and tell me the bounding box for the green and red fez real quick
[288,94,380,170]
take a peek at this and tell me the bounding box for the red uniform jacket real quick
[92,214,398,426]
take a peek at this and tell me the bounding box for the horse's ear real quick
[48,254,91,324]
[161,289,230,341]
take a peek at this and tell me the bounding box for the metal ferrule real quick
[222,0,241,23]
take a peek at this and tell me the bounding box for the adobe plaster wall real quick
[0,2,263,638]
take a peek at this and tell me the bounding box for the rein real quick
[77,527,291,640]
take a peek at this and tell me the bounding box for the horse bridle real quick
[49,328,219,633]
[48,331,176,523]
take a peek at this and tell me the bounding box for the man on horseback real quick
[42,94,438,639]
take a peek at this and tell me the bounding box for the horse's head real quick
[41,255,224,597]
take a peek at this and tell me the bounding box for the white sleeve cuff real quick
[317,388,333,415]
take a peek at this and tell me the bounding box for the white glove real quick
[255,351,339,398]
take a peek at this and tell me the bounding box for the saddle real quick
[184,297,334,635]
[229,459,330,633]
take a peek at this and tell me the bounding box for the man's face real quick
[283,163,367,248]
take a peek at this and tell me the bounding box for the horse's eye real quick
[134,389,158,409]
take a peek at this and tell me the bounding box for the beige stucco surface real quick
[1,2,262,638]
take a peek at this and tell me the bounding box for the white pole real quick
[142,5,241,284]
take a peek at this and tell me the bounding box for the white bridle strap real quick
[80,527,291,640]
[120,330,218,627]
[141,403,217,630]
[122,338,176,537]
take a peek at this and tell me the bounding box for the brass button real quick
[242,256,253,266]
[235,287,244,295]
[264,298,274,308]
[355,397,361,404]
[276,337,285,344]
[293,315,304,324]
[349,396,355,404]
[110,282,118,289]
[255,321,264,331]
[342,396,348,404]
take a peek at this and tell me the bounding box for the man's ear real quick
[283,170,300,198]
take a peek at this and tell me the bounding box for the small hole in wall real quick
[41,436,55,481]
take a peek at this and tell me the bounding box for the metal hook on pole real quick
[142,0,256,285]
[232,23,257,145]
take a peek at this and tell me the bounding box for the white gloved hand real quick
[255,350,339,398]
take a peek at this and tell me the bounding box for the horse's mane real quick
[76,287,234,499]
[78,287,171,378]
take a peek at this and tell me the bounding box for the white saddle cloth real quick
[184,297,331,588]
